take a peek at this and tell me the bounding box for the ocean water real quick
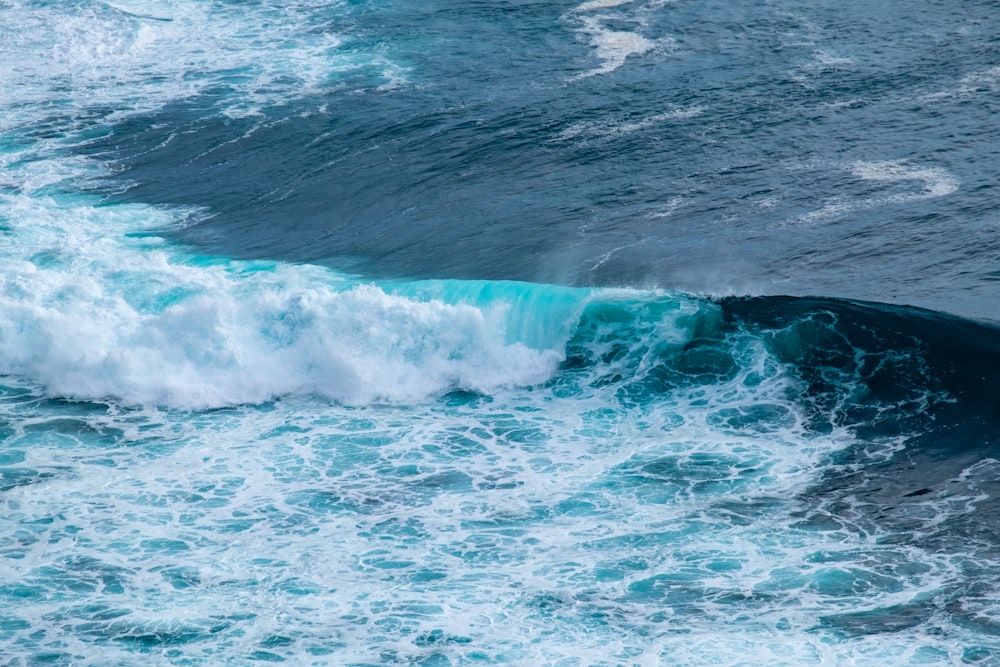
[1,0,999,664]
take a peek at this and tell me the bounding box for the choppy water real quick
[1,1,999,664]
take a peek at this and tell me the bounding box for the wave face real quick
[2,0,1000,665]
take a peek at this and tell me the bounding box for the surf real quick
[3,0,1000,664]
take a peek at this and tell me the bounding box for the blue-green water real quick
[1,1,999,664]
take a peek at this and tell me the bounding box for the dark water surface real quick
[1,0,999,664]
[85,0,1000,321]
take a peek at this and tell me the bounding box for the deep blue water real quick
[1,0,999,664]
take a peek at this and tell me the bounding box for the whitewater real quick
[1,0,999,665]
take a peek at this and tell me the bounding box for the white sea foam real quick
[576,0,636,10]
[575,16,661,77]
[558,107,703,141]
[851,160,959,199]
[565,0,672,78]
[922,64,1000,102]
[0,0,398,129]
[0,193,577,408]
[792,160,959,225]
[811,50,855,67]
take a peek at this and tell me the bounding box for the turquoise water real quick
[1,1,999,664]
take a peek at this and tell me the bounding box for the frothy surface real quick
[2,0,1000,664]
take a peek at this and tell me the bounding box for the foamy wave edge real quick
[0,193,593,408]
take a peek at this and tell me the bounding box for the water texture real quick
[1,0,999,664]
